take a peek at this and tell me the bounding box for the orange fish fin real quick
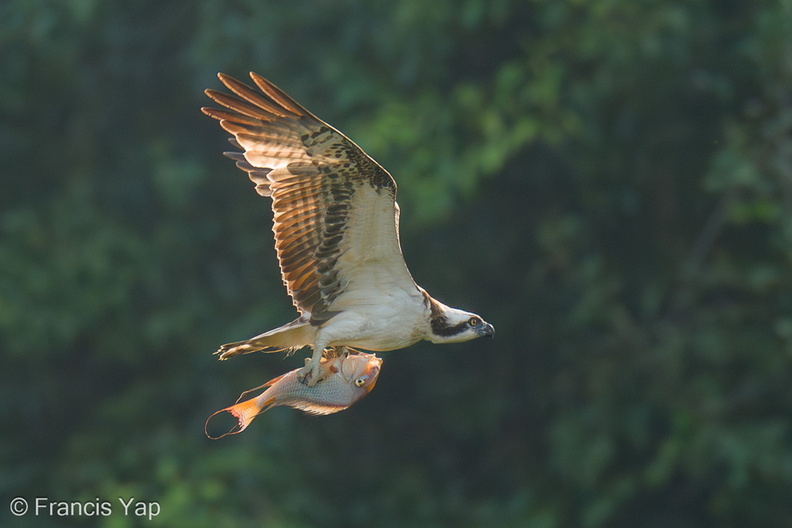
[204,396,274,439]
[291,402,347,416]
[234,374,286,403]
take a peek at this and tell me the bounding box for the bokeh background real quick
[3,1,792,526]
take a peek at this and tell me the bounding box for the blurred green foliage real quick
[2,0,792,526]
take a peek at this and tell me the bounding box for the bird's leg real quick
[298,344,329,386]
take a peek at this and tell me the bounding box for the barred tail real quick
[215,317,314,359]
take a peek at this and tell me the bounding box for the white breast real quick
[319,267,427,351]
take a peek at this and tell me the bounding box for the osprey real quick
[203,72,494,384]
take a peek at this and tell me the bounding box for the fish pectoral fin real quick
[204,397,273,439]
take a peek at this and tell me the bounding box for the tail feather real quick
[215,317,314,359]
[215,340,298,359]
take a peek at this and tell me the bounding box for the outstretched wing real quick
[203,72,415,324]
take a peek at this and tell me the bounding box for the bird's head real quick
[427,300,495,344]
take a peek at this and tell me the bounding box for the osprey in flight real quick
[203,72,494,384]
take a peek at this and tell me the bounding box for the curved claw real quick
[297,359,327,387]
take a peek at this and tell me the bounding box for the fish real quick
[205,350,382,438]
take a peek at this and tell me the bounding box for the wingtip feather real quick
[201,106,221,120]
[248,72,306,116]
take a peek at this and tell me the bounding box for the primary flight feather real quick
[203,72,494,385]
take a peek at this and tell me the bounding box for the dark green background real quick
[3,1,792,526]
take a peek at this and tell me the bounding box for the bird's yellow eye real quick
[354,378,366,387]
[468,317,480,327]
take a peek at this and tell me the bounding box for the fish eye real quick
[354,378,366,387]
[468,317,480,327]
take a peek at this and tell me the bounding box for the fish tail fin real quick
[204,396,274,439]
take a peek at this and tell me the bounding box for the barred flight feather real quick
[202,72,411,324]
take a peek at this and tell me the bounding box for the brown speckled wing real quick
[203,72,400,323]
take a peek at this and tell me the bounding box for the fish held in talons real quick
[205,350,382,439]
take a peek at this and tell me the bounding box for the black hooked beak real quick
[478,323,495,338]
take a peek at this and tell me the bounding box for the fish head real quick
[335,352,383,395]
